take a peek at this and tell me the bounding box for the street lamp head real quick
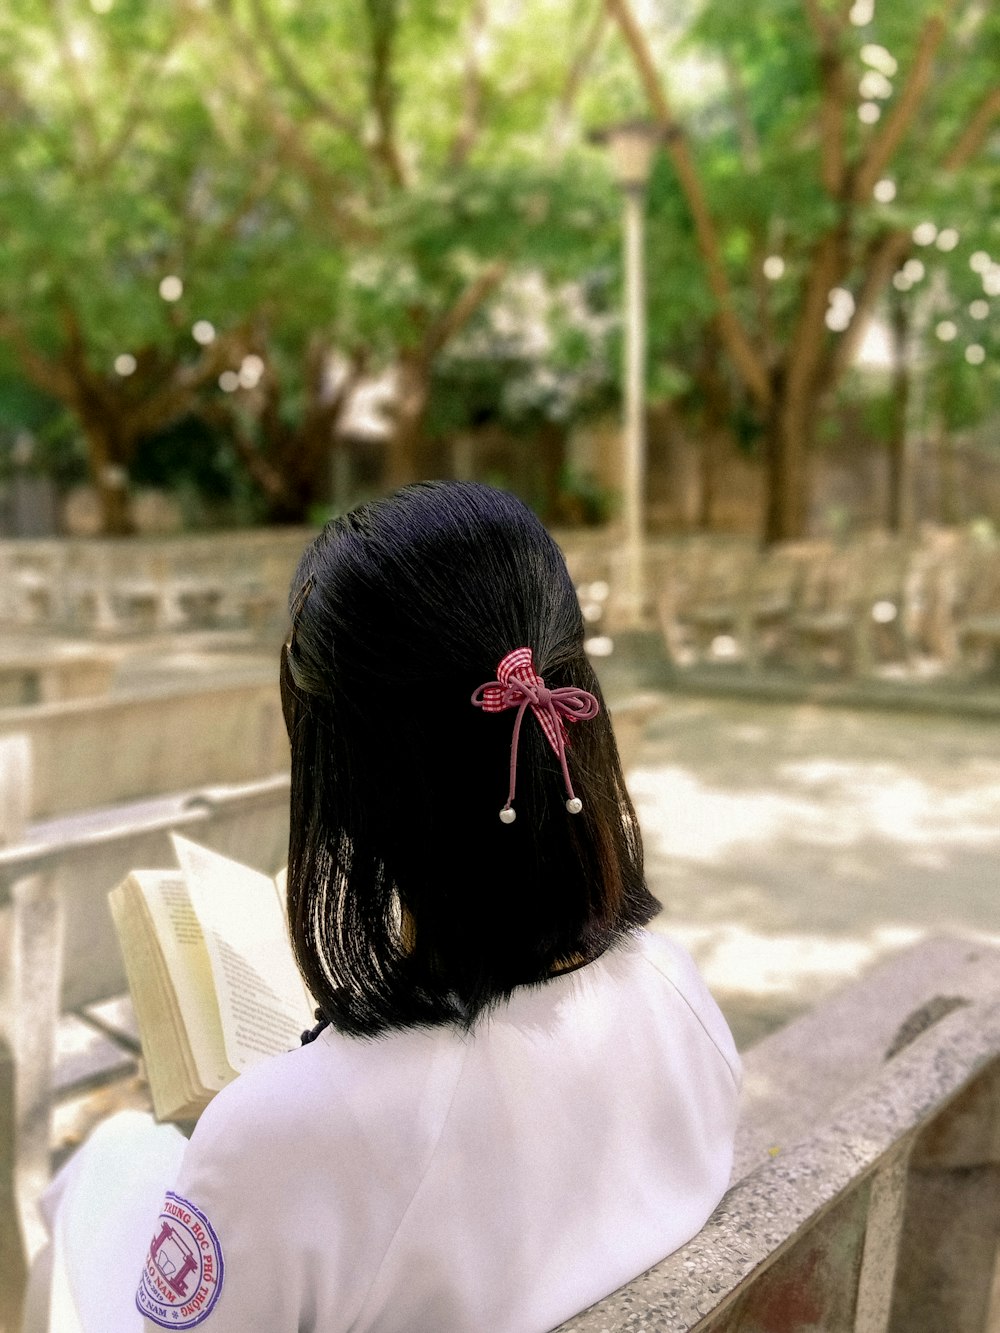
[588,118,674,191]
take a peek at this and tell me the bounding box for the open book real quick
[108,834,315,1123]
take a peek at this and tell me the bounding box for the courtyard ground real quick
[633,694,1000,1047]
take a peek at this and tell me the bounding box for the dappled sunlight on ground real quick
[629,697,1000,1048]
[631,767,829,860]
[632,760,1000,856]
[653,922,928,997]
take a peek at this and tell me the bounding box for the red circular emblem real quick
[137,1191,225,1328]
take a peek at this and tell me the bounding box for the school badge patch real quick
[137,1191,225,1328]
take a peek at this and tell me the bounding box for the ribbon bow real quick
[471,646,599,823]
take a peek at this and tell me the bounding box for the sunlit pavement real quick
[631,695,1000,1049]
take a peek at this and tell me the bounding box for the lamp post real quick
[590,120,664,627]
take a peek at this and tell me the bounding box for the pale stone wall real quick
[0,680,288,819]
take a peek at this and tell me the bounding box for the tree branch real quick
[0,314,77,402]
[206,401,293,507]
[244,95,375,243]
[92,22,188,178]
[547,3,608,161]
[852,7,955,201]
[205,160,283,248]
[942,85,1000,170]
[291,341,367,487]
[0,68,68,168]
[786,224,850,404]
[817,76,997,395]
[245,0,360,136]
[605,0,772,408]
[364,0,407,188]
[209,8,377,223]
[449,0,489,169]
[422,261,508,362]
[125,331,247,439]
[804,0,849,197]
[47,0,100,164]
[723,57,779,361]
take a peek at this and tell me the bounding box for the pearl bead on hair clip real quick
[471,646,599,823]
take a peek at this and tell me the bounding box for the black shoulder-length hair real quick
[280,480,659,1037]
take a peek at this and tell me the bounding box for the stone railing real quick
[559,1006,1000,1332]
[0,528,314,638]
[565,527,1000,682]
[6,524,1000,682]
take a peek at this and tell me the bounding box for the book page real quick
[172,835,314,1073]
[134,870,235,1091]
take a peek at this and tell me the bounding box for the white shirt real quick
[139,929,740,1333]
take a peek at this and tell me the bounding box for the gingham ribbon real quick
[471,647,599,816]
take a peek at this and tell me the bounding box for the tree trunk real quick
[386,355,431,490]
[696,429,722,532]
[886,298,911,533]
[762,381,812,545]
[536,420,566,524]
[82,420,135,536]
[694,332,731,533]
[933,414,961,526]
[281,414,336,522]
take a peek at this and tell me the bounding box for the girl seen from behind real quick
[138,480,740,1333]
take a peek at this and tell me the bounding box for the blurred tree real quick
[424,267,619,519]
[605,0,999,541]
[192,0,619,492]
[0,0,623,528]
[3,0,993,538]
[0,2,347,531]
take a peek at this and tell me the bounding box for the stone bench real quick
[0,648,116,709]
[0,775,291,1331]
[557,936,1000,1333]
[0,676,288,819]
[0,734,31,849]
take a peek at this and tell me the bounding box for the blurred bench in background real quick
[8,525,1000,682]
[0,528,310,639]
[567,526,1000,684]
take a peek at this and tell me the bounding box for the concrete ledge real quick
[733,935,1000,1180]
[557,997,1000,1331]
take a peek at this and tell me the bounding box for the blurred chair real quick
[783,539,881,675]
[738,541,825,670]
[947,539,1000,679]
[657,538,754,667]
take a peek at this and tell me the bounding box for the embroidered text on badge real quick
[137,1191,225,1328]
